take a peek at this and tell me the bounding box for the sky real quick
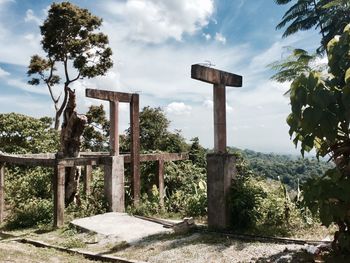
[0,0,322,154]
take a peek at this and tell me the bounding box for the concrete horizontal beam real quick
[0,152,188,167]
[125,152,189,163]
[191,64,242,87]
[86,89,133,103]
[0,152,55,167]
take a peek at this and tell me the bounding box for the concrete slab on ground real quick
[71,212,173,243]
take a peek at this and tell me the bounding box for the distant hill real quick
[229,147,334,189]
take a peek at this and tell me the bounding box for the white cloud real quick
[100,0,214,43]
[166,102,192,115]
[203,99,213,109]
[215,32,226,44]
[203,33,211,40]
[24,9,42,25]
[0,0,14,6]
[0,67,9,77]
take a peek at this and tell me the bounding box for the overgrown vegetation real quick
[236,148,333,189]
[273,0,350,254]
[0,109,328,237]
[229,152,315,236]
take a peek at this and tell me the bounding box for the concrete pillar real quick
[54,164,65,228]
[213,84,227,153]
[157,160,165,208]
[110,101,119,156]
[104,156,125,212]
[0,163,4,224]
[206,153,236,229]
[83,165,93,196]
[130,94,140,205]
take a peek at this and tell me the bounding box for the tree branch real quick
[64,56,70,85]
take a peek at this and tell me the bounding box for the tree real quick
[286,25,350,254]
[189,137,207,168]
[275,0,350,53]
[0,113,59,154]
[269,48,316,83]
[126,106,187,152]
[27,2,113,130]
[82,104,110,152]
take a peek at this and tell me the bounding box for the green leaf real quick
[345,68,350,84]
[319,203,333,227]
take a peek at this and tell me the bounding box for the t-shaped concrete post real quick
[191,64,242,229]
[191,64,242,152]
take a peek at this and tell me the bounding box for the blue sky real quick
[0,0,322,154]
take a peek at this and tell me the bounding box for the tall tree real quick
[286,25,350,254]
[275,0,350,53]
[27,2,113,130]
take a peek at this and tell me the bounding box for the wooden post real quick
[157,160,165,208]
[213,84,227,152]
[0,163,4,224]
[54,164,65,227]
[130,94,140,205]
[110,101,119,156]
[83,165,93,196]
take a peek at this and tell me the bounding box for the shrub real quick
[6,198,53,229]
[229,174,314,236]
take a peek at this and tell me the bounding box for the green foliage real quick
[269,48,317,83]
[275,0,350,53]
[27,1,113,129]
[189,137,207,168]
[6,198,53,229]
[128,185,161,216]
[66,168,108,219]
[164,161,207,217]
[229,174,313,236]
[82,104,110,152]
[0,113,59,154]
[129,161,207,218]
[234,148,333,189]
[125,107,188,153]
[285,25,350,253]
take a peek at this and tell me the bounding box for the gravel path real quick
[113,233,314,263]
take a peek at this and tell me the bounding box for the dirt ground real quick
[0,225,330,263]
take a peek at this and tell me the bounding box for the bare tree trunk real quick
[54,111,60,131]
[60,88,87,206]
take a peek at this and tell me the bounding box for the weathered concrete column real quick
[213,84,227,152]
[207,153,236,229]
[83,165,93,196]
[110,101,119,156]
[0,163,4,224]
[130,94,140,205]
[191,64,242,229]
[54,164,65,227]
[156,159,165,208]
[104,156,125,212]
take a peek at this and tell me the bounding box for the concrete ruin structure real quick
[0,88,188,227]
[191,64,242,229]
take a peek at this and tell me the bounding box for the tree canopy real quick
[285,24,350,254]
[0,113,59,154]
[275,0,350,53]
[27,2,113,129]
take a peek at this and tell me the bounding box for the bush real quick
[66,167,108,219]
[229,174,314,236]
[6,198,53,229]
